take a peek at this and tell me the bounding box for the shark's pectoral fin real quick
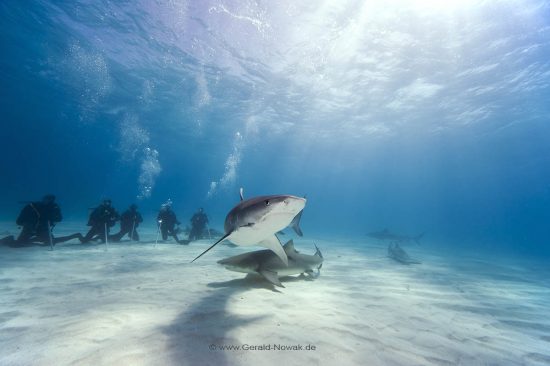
[259,269,284,287]
[259,235,288,266]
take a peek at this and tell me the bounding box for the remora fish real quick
[191,188,306,265]
[218,240,323,287]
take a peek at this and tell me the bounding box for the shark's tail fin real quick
[314,244,323,271]
[314,244,323,259]
[414,232,425,244]
[290,210,304,237]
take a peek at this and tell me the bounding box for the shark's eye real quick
[265,199,270,206]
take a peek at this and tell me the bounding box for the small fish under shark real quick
[218,240,323,287]
[191,188,306,265]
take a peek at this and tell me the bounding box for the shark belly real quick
[223,265,257,274]
[228,228,268,246]
[228,213,295,246]
[273,266,306,277]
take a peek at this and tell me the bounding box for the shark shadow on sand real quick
[163,278,272,365]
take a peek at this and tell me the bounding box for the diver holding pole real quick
[109,204,141,243]
[81,198,119,245]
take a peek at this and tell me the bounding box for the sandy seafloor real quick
[1,221,549,366]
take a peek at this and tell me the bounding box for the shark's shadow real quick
[163,273,317,364]
[210,273,317,291]
[163,276,271,365]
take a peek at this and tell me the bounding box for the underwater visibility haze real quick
[1,1,550,365]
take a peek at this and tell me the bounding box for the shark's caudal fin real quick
[314,244,323,259]
[259,235,288,266]
[190,231,232,263]
[290,210,304,237]
[259,269,284,287]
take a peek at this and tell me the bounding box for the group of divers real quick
[0,194,213,248]
[0,191,324,288]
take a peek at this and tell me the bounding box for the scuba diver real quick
[110,204,143,242]
[81,198,119,243]
[188,208,209,241]
[156,200,188,244]
[0,194,82,247]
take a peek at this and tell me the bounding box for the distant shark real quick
[387,242,421,265]
[191,188,306,265]
[367,229,424,244]
[218,240,323,287]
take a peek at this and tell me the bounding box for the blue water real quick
[1,1,550,256]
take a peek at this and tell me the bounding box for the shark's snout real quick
[283,196,306,212]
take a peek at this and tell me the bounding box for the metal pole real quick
[47,220,54,251]
[104,223,109,251]
[205,222,212,240]
[155,220,161,247]
[130,219,136,242]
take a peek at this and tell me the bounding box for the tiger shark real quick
[387,242,421,265]
[367,229,425,244]
[218,240,323,287]
[191,188,306,265]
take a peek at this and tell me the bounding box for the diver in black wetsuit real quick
[157,202,187,244]
[188,208,209,241]
[110,204,143,242]
[81,199,119,243]
[0,194,82,246]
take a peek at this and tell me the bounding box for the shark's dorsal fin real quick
[259,235,288,266]
[259,269,284,287]
[283,240,295,253]
[239,187,244,201]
